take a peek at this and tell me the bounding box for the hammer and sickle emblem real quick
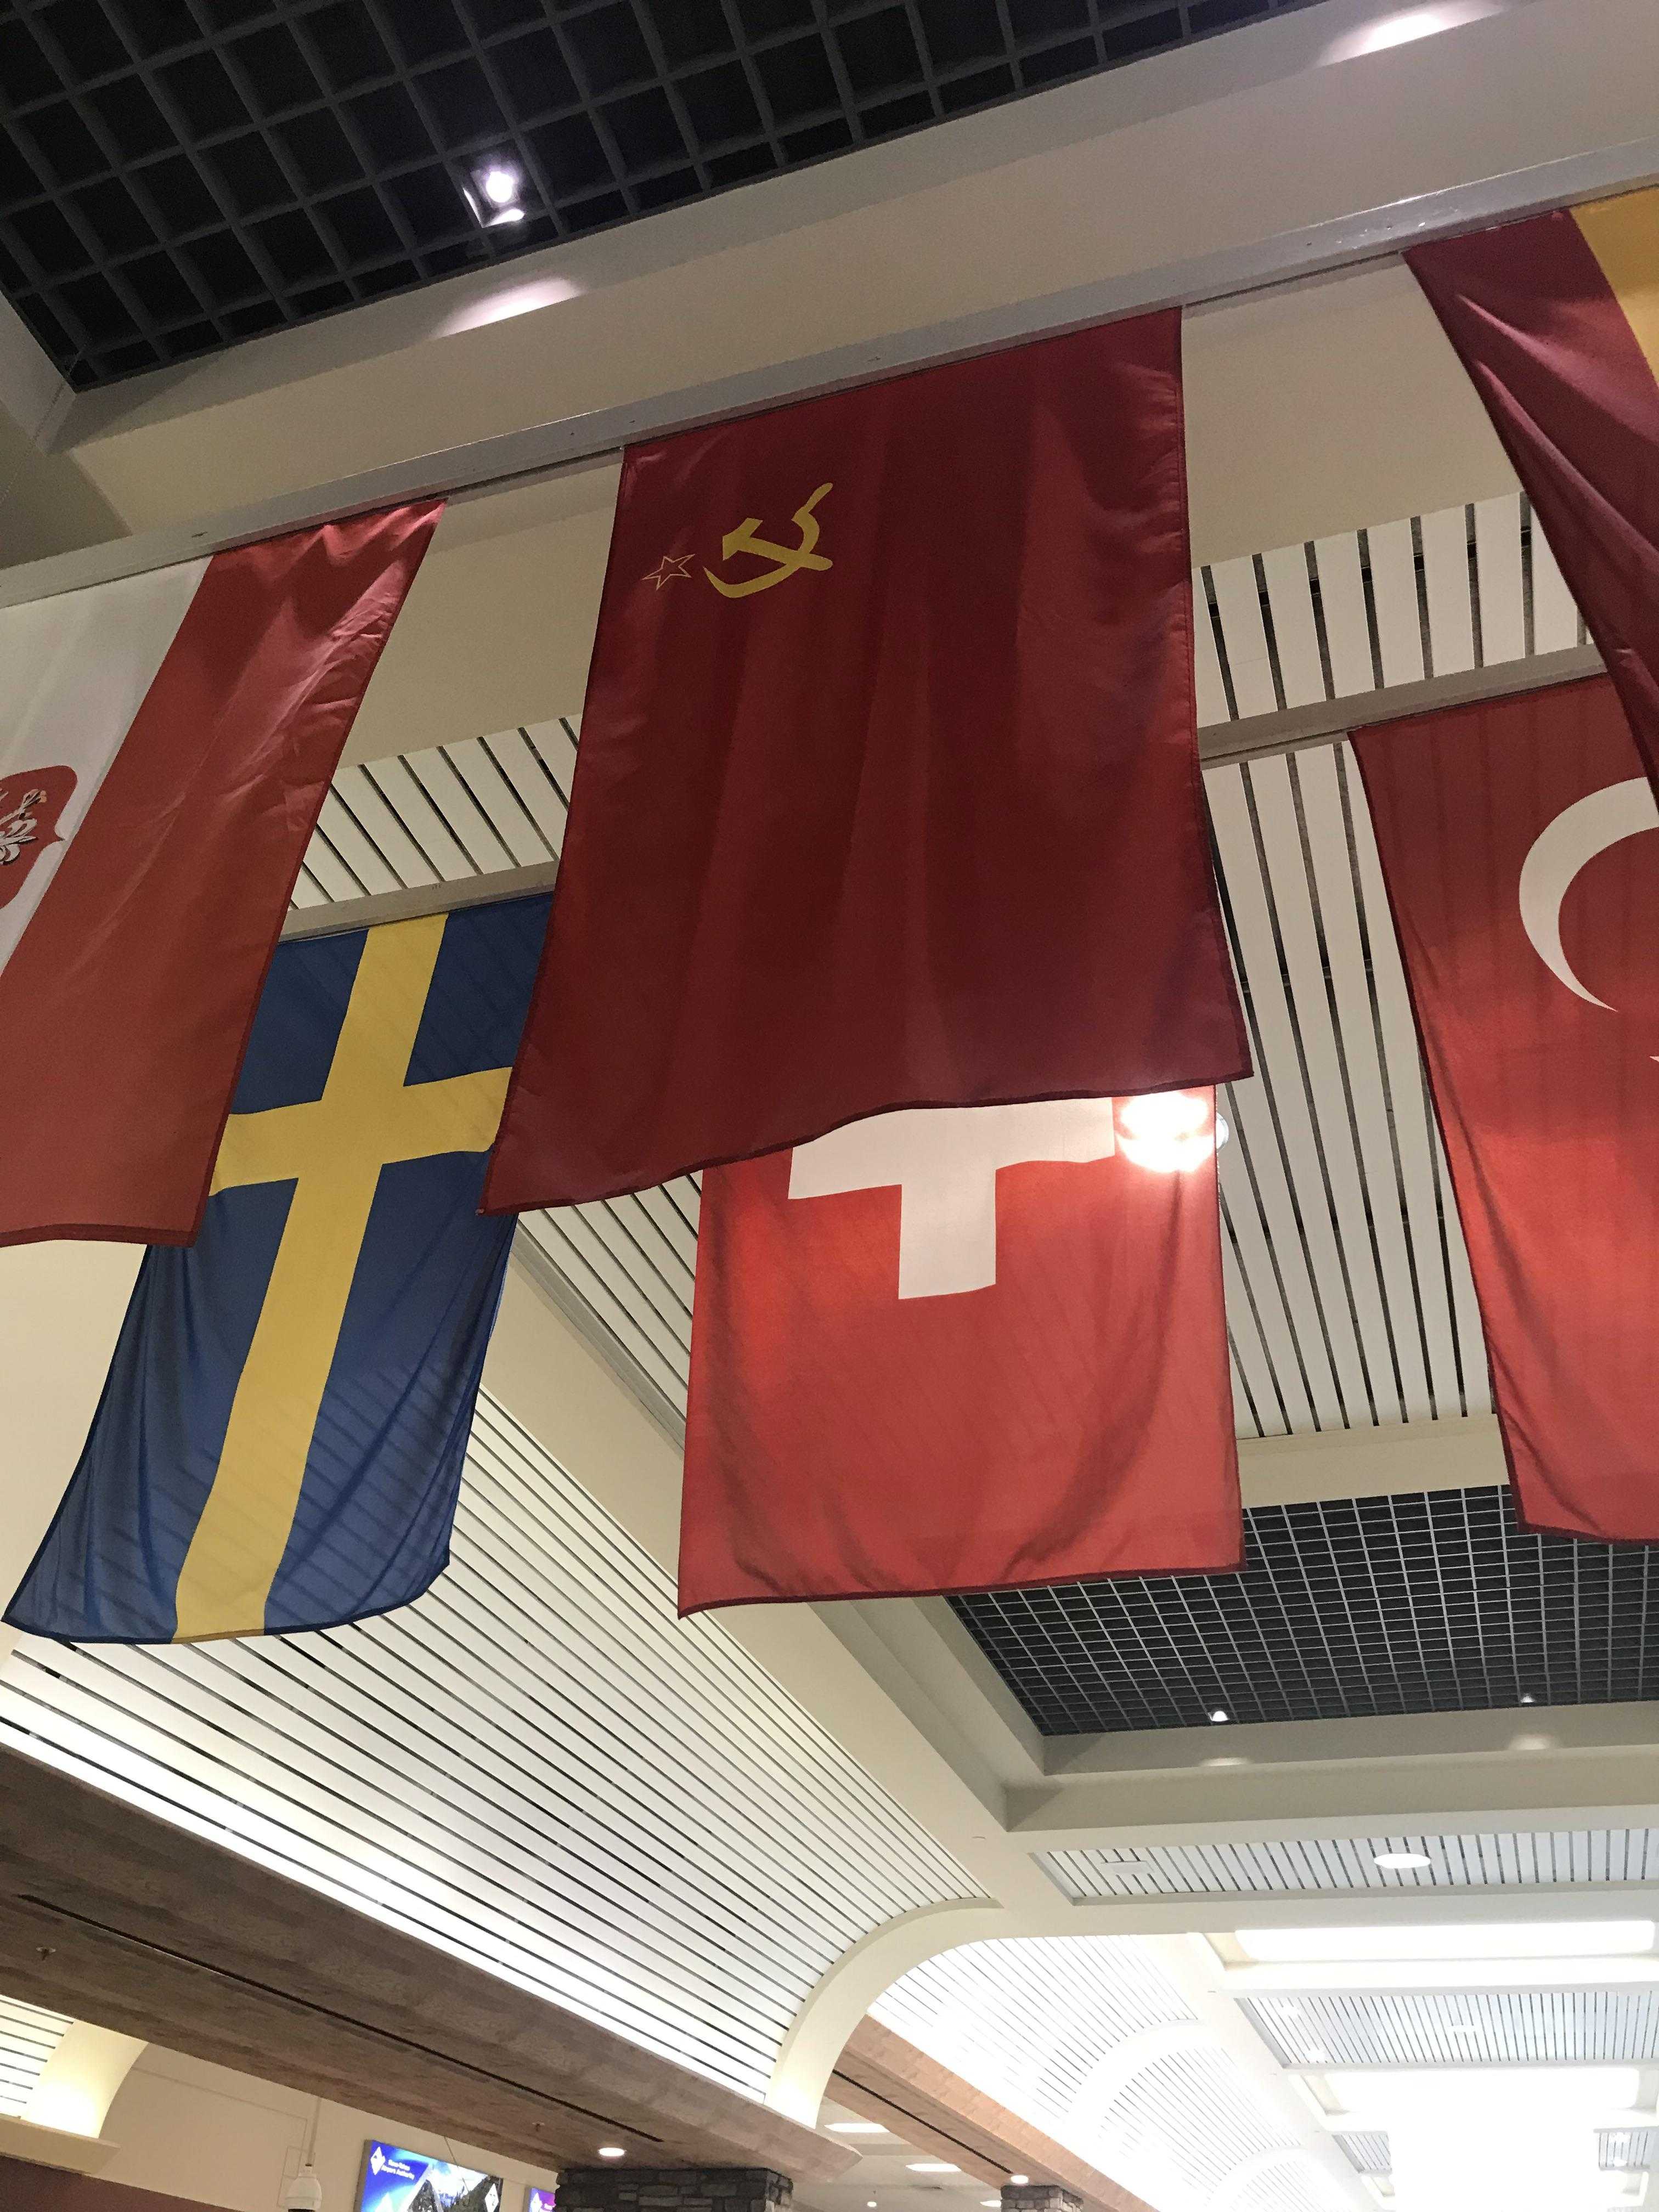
[704,482,834,599]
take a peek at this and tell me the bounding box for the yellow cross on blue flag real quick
[6,893,549,1644]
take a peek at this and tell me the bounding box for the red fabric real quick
[1355,677,1659,1542]
[1409,212,1659,785]
[485,311,1246,1211]
[680,1100,1240,1612]
[0,503,440,1246]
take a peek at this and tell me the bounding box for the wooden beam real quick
[0,1749,850,2184]
[834,2019,1154,2212]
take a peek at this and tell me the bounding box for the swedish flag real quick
[7,894,549,1644]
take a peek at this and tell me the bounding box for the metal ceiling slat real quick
[1193,574,1230,727]
[402,746,519,873]
[486,725,574,854]
[1419,504,1476,676]
[1475,493,1528,664]
[1432,1121,1494,1414]
[311,789,402,897]
[572,1199,694,1353]
[1209,766,1366,1424]
[1261,545,1327,709]
[1294,749,1435,1420]
[1211,556,1279,719]
[359,758,481,881]
[328,763,442,888]
[1312,536,1376,698]
[1365,520,1425,687]
[288,867,330,909]
[441,735,557,867]
[1530,521,1583,654]
[1340,746,1465,1413]
[517,1211,691,1403]
[1217,1094,1323,1432]
[1249,753,1400,1422]
[1223,1228,1288,1441]
[297,829,365,902]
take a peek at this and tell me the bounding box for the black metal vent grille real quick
[950,1485,1659,1737]
[1,0,1329,391]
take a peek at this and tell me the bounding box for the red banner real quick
[1410,190,1659,786]
[0,504,440,1246]
[680,1093,1240,1612]
[1356,677,1659,1542]
[486,312,1247,1211]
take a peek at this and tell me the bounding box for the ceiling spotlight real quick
[1210,1709,1230,1724]
[599,2148,626,2160]
[1118,1090,1227,1174]
[909,2165,960,2176]
[1520,1693,1536,1705]
[464,157,528,228]
[1009,2177,1030,2188]
[1373,1851,1432,1871]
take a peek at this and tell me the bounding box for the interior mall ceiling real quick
[7,3,1659,2209]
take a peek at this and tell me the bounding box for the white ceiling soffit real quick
[291,494,1585,1446]
[0,1396,978,2103]
[1242,1987,1659,2068]
[0,1991,71,2120]
[870,1936,1363,2212]
[1041,1835,1659,1903]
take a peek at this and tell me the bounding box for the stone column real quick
[556,2169,794,2212]
[1002,2186,1080,2212]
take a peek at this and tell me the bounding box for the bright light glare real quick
[1117,1090,1227,1173]
[480,163,521,207]
[908,2165,960,2175]
[1325,2,1505,61]
[1373,1851,1432,1870]
[1237,1920,1655,1964]
[1348,2068,1638,2212]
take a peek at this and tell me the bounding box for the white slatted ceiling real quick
[295,499,1579,1444]
[1241,1988,1659,2069]
[1040,1831,1659,1901]
[0,1397,976,2103]
[872,1938,1357,2212]
[0,1991,70,2119]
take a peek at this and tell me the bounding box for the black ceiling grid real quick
[950,1485,1659,1737]
[0,0,1333,392]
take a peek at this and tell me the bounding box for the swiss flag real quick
[680,1093,1241,1611]
[0,505,439,1247]
[1357,676,1659,1542]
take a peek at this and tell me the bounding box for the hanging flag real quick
[485,312,1247,1212]
[1354,676,1659,1543]
[5,894,548,1644]
[0,503,441,1250]
[680,1091,1240,1611]
[1409,189,1659,783]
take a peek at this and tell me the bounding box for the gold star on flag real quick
[645,553,693,589]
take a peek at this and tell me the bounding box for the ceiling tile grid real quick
[1040,1831,1659,1902]
[0,1392,979,2102]
[0,0,1329,388]
[1241,1988,1659,2069]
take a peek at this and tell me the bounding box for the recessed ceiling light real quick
[829,2124,889,2135]
[1520,1693,1536,1705]
[1209,1709,1230,1724]
[599,2148,626,2160]
[464,157,529,229]
[1373,1850,1432,1870]
[1009,2178,1030,2188]
[909,2164,960,2175]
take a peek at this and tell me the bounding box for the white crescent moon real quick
[1517,775,1659,1009]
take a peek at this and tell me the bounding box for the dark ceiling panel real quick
[950,1485,1659,1737]
[0,0,1330,390]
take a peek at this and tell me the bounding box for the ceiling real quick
[0,0,1332,391]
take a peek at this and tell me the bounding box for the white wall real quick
[98,2041,559,2212]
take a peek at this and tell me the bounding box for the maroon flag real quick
[680,1092,1240,1611]
[484,312,1247,1212]
[1409,191,1659,786]
[0,504,440,1247]
[1356,677,1659,1542]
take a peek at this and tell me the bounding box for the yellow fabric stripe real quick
[173,915,510,1643]
[1573,187,1659,387]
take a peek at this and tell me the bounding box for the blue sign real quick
[358,2141,504,2212]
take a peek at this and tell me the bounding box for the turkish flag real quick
[0,505,439,1247]
[679,1093,1240,1611]
[484,311,1247,1212]
[1356,676,1659,1542]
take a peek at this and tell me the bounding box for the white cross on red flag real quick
[679,1093,1242,1612]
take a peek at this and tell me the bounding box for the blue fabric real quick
[7,894,550,1645]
